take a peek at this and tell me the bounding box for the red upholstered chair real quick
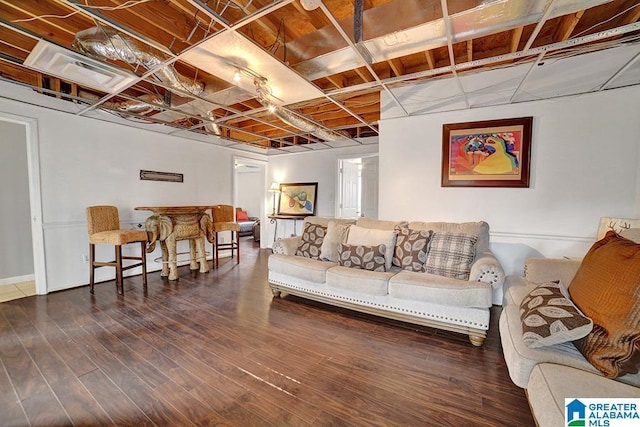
[86,205,148,295]
[211,204,240,268]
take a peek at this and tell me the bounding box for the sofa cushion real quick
[519,281,593,348]
[347,225,397,271]
[320,221,350,262]
[268,254,336,284]
[527,363,640,427]
[392,227,432,272]
[424,232,478,280]
[499,278,640,388]
[338,243,386,272]
[408,221,490,255]
[236,210,249,221]
[569,231,640,378]
[355,217,407,231]
[389,271,492,308]
[295,222,327,259]
[326,265,393,296]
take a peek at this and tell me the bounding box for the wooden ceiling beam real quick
[97,0,203,51]
[554,10,585,42]
[510,26,524,53]
[354,66,373,83]
[388,58,404,77]
[325,74,346,89]
[424,50,436,69]
[466,39,473,62]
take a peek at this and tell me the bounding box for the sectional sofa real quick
[500,231,640,426]
[268,216,505,346]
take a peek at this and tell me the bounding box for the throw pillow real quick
[236,210,249,221]
[392,227,432,272]
[347,225,397,271]
[519,281,593,348]
[568,231,640,378]
[424,232,478,280]
[338,243,386,272]
[295,222,327,259]
[320,221,350,262]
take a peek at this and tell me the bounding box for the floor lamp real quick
[268,182,280,215]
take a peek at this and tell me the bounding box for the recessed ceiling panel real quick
[513,45,640,102]
[180,31,324,106]
[460,63,529,108]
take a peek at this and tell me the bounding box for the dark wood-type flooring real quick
[0,238,535,426]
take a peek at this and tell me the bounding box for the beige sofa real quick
[500,257,640,426]
[268,216,505,346]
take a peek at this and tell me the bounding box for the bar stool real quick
[86,205,148,295]
[211,205,240,268]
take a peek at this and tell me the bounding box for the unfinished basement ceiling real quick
[0,0,638,154]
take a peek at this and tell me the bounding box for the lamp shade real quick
[268,182,280,192]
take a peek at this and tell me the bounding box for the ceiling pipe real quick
[73,26,205,96]
[254,77,349,142]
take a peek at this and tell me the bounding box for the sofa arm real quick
[524,257,582,286]
[470,251,505,289]
[272,236,301,255]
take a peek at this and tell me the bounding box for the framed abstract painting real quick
[441,117,533,188]
[277,182,318,217]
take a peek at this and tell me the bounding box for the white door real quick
[339,159,361,218]
[361,156,379,219]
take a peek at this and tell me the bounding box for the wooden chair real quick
[211,204,240,268]
[86,205,148,295]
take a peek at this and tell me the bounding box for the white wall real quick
[379,86,640,276]
[236,170,262,218]
[0,94,265,292]
[0,121,33,281]
[266,142,378,244]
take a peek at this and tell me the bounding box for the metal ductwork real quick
[78,90,164,114]
[72,26,205,96]
[254,77,348,142]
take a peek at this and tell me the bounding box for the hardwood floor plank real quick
[78,369,154,427]
[0,240,535,426]
[0,359,29,427]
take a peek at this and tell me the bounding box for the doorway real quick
[337,155,379,219]
[0,112,46,294]
[232,156,267,247]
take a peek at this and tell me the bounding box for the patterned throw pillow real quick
[520,281,593,348]
[338,243,386,272]
[424,232,477,280]
[392,227,432,272]
[295,222,327,259]
[569,231,640,378]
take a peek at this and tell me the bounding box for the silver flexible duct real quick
[72,26,205,96]
[204,110,222,135]
[79,90,164,114]
[254,77,348,142]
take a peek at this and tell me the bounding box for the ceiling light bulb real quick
[268,104,276,113]
[233,69,241,82]
[300,0,321,11]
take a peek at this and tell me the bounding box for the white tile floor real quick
[0,281,36,303]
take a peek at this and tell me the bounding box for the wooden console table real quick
[135,206,215,280]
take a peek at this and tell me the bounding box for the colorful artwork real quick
[442,117,533,187]
[277,182,318,216]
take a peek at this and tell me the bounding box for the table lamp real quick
[268,182,280,215]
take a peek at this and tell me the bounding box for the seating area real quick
[235,207,260,240]
[500,229,640,426]
[269,216,505,346]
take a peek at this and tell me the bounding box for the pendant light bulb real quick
[233,69,241,83]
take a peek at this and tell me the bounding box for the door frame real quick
[335,153,379,218]
[232,156,267,247]
[0,111,47,294]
